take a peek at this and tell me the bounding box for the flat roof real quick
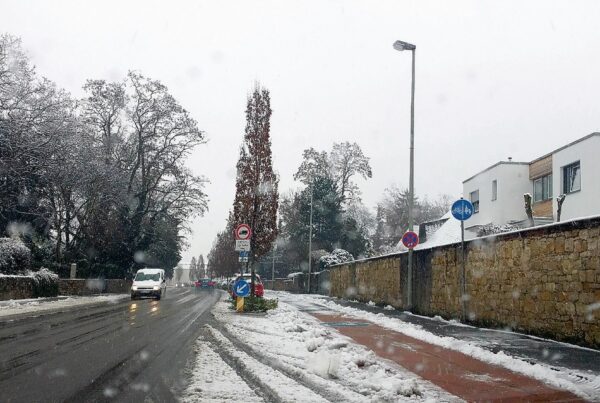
[462,161,528,184]
[529,132,600,164]
[463,132,600,183]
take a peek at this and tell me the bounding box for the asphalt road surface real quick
[0,287,221,403]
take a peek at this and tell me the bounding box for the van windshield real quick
[135,272,160,281]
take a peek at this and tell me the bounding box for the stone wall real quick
[1,277,132,300]
[264,277,303,293]
[105,279,132,294]
[264,270,331,296]
[58,279,132,296]
[0,276,36,300]
[58,279,104,296]
[328,216,600,348]
[355,257,402,306]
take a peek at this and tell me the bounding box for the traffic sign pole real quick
[451,197,473,322]
[234,224,252,275]
[461,219,466,322]
[236,297,244,312]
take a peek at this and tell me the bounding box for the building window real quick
[470,190,479,213]
[491,180,497,201]
[563,162,581,193]
[533,174,552,202]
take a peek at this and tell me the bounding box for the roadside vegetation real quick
[0,34,207,278]
[229,295,278,313]
[209,137,452,280]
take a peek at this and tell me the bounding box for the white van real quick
[131,268,166,300]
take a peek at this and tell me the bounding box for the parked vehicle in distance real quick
[229,273,264,297]
[194,278,215,291]
[131,268,167,300]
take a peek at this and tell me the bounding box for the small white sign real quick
[235,240,251,251]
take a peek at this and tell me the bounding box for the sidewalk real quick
[282,293,600,373]
[313,311,582,402]
[275,292,600,401]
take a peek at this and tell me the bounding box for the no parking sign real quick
[401,231,419,249]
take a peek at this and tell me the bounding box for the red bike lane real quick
[312,312,585,402]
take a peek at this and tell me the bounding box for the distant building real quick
[462,132,600,230]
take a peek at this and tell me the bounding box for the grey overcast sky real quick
[2,0,599,263]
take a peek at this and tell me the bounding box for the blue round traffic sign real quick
[233,279,251,297]
[402,231,419,249]
[451,199,474,221]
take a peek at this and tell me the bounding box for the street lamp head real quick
[393,40,416,51]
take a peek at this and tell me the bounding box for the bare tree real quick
[556,194,566,222]
[294,142,372,205]
[524,193,534,227]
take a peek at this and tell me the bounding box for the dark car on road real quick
[194,278,215,291]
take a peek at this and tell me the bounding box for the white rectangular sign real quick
[235,240,251,251]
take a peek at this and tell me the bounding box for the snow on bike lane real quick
[280,292,600,402]
[202,295,461,402]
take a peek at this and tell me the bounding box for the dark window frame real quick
[470,190,480,214]
[563,161,581,194]
[533,173,552,202]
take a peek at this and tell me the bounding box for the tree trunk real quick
[524,193,534,227]
[556,194,566,222]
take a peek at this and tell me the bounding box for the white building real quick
[462,132,600,229]
[550,134,600,221]
[462,162,530,228]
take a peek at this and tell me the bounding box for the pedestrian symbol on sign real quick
[451,199,474,221]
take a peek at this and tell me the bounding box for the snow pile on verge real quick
[213,299,459,402]
[181,338,263,402]
[0,294,127,317]
[295,294,600,401]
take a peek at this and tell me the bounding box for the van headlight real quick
[132,286,138,291]
[153,286,160,291]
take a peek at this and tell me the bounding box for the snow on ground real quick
[208,324,330,403]
[212,296,461,402]
[287,293,600,401]
[181,339,263,403]
[0,294,128,318]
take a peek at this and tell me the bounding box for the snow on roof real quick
[139,268,163,273]
[414,211,477,251]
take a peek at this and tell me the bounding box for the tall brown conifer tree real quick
[233,84,279,293]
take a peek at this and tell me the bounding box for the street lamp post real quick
[307,182,314,293]
[393,40,416,309]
